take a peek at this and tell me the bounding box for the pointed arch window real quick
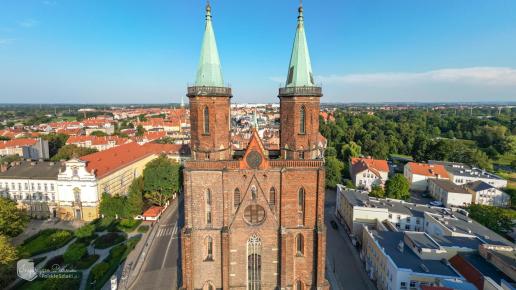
[296,280,304,290]
[203,106,210,135]
[205,189,212,225]
[247,234,262,290]
[299,105,306,134]
[205,236,214,261]
[234,188,241,209]
[296,234,304,256]
[269,187,276,207]
[298,187,305,225]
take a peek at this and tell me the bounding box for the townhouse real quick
[66,135,132,151]
[404,162,449,192]
[350,157,389,191]
[465,180,510,207]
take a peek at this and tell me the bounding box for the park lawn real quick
[115,219,142,233]
[18,229,74,258]
[87,236,141,290]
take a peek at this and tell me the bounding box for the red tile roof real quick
[143,206,164,217]
[142,143,190,155]
[406,162,449,178]
[0,138,37,149]
[80,142,156,178]
[350,157,389,177]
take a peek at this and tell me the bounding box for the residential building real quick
[465,180,510,207]
[0,160,61,218]
[429,161,507,189]
[0,138,49,160]
[181,4,328,290]
[362,228,469,290]
[350,157,389,190]
[66,135,132,151]
[404,162,449,192]
[428,179,472,208]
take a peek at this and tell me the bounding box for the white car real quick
[429,201,444,207]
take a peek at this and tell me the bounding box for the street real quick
[324,189,376,290]
[129,198,182,290]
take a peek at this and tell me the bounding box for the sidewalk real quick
[120,199,178,290]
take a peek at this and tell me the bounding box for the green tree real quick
[325,156,344,189]
[325,146,337,158]
[370,185,385,198]
[340,141,361,161]
[99,193,128,219]
[75,224,95,239]
[51,144,98,161]
[0,235,18,266]
[41,133,69,158]
[467,204,515,236]
[0,197,29,237]
[136,125,146,137]
[385,174,410,200]
[143,155,181,206]
[89,130,108,137]
[127,176,144,216]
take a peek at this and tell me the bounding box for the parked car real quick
[429,200,444,207]
[330,220,338,230]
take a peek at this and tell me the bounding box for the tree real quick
[41,133,69,158]
[0,197,29,237]
[340,141,361,161]
[0,235,18,266]
[143,155,181,206]
[325,156,344,189]
[385,174,410,200]
[99,193,128,219]
[136,125,146,137]
[127,176,144,216]
[75,224,95,239]
[370,185,385,198]
[89,130,108,137]
[467,204,515,236]
[51,144,98,161]
[325,146,337,158]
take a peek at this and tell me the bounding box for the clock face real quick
[246,151,262,169]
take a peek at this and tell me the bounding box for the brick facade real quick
[189,95,231,161]
[279,96,323,160]
[182,124,329,289]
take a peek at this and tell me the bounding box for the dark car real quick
[330,220,338,230]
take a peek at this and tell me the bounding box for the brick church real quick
[181,3,329,290]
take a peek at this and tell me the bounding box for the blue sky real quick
[1,0,516,104]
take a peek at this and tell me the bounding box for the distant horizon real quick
[1,1,516,103]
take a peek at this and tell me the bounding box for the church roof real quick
[285,5,315,88]
[195,3,224,87]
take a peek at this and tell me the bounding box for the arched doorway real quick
[247,234,262,290]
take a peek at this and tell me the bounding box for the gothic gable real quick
[240,128,269,170]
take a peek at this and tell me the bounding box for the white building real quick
[428,179,473,208]
[465,181,510,207]
[404,162,450,192]
[429,161,507,189]
[0,161,60,218]
[350,157,389,191]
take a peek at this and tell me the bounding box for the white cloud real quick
[317,67,516,86]
[18,19,39,28]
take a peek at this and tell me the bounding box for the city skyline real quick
[1,0,516,103]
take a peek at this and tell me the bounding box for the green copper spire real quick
[285,4,315,87]
[195,3,224,87]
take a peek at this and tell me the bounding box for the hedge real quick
[93,233,125,249]
[18,229,74,257]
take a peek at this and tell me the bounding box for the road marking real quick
[172,224,178,236]
[161,221,177,269]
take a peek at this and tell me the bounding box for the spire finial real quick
[206,0,212,20]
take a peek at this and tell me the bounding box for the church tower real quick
[187,3,232,161]
[279,4,323,160]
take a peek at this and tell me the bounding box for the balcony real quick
[187,86,232,97]
[278,86,322,97]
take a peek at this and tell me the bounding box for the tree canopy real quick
[0,235,18,266]
[0,197,29,237]
[51,144,98,161]
[385,174,410,200]
[325,156,344,189]
[143,155,181,206]
[467,204,515,236]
